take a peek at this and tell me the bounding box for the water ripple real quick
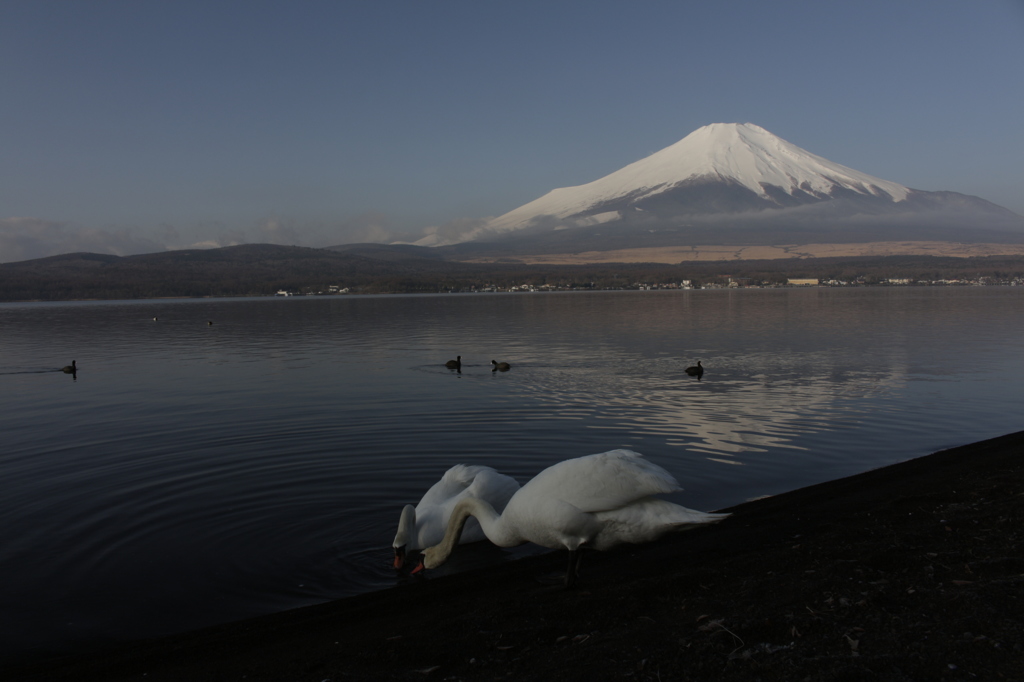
[0,289,1022,659]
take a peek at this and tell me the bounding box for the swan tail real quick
[464,468,521,513]
[419,464,507,507]
[417,464,481,506]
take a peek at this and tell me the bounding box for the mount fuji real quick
[417,123,1023,255]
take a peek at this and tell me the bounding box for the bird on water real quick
[685,361,703,380]
[491,360,511,372]
[445,356,462,370]
[413,449,729,588]
[61,360,77,373]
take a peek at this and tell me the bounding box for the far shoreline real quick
[2,279,1024,306]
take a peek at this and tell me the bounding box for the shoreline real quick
[459,241,1024,265]
[7,431,1023,681]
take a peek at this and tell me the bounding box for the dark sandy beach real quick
[7,431,1022,681]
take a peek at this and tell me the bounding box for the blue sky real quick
[1,0,1022,261]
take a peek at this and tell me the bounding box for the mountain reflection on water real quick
[0,287,1021,661]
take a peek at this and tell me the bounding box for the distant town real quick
[3,244,1023,302]
[277,273,1024,297]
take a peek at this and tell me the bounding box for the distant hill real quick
[323,243,446,261]
[0,244,476,301]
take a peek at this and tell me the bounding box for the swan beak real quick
[410,559,425,575]
[393,546,406,570]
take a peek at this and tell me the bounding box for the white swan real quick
[392,464,520,569]
[414,449,729,587]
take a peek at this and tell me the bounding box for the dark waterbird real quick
[491,360,511,372]
[685,361,703,380]
[61,360,77,373]
[445,356,462,370]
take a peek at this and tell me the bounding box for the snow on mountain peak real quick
[413,123,914,246]
[676,122,909,202]
[470,123,909,240]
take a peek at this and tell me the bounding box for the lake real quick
[1,287,1022,661]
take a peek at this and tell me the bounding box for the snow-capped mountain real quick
[417,123,1021,249]
[487,123,910,234]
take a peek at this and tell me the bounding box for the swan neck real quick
[393,504,416,548]
[434,497,501,563]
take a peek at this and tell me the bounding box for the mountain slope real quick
[417,123,1023,249]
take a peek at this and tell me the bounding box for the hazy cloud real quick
[185,229,247,250]
[257,218,303,246]
[0,205,553,264]
[415,217,492,246]
[0,217,164,263]
[0,212,433,264]
[318,213,425,247]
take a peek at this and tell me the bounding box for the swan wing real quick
[517,450,680,514]
[501,497,600,551]
[590,498,729,550]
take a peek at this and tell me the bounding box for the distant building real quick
[788,278,818,286]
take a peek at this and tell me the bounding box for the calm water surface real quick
[1,288,1022,660]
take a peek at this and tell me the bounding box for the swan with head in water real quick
[414,449,728,587]
[491,360,511,372]
[685,361,703,380]
[445,356,462,370]
[393,464,520,569]
[61,360,77,373]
